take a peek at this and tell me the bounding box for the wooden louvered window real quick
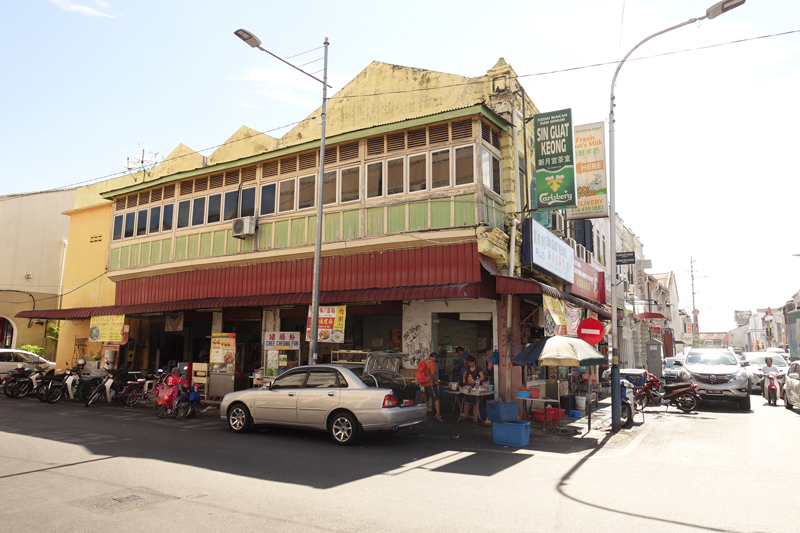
[324,146,338,165]
[298,152,316,171]
[194,177,209,192]
[138,191,150,206]
[115,198,126,211]
[367,136,385,156]
[209,173,224,189]
[163,184,175,199]
[428,124,449,145]
[407,129,426,149]
[127,195,138,208]
[451,120,472,140]
[481,122,492,144]
[491,129,501,149]
[225,169,240,186]
[387,133,405,152]
[263,160,279,178]
[279,157,297,175]
[151,187,162,203]
[339,142,358,161]
[179,180,194,196]
[241,166,257,182]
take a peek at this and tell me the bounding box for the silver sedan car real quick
[220,355,426,445]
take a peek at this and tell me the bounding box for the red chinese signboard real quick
[570,257,601,303]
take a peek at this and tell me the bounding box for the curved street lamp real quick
[608,0,745,431]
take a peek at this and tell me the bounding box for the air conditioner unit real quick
[232,216,256,239]
[576,244,586,259]
[565,238,577,254]
[585,250,594,264]
[551,211,565,235]
[623,280,630,292]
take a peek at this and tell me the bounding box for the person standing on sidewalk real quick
[418,352,443,423]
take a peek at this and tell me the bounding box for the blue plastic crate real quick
[487,400,519,422]
[620,369,647,387]
[492,421,530,447]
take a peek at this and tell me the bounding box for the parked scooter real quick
[634,373,700,413]
[9,365,49,398]
[619,379,635,428]
[764,372,783,406]
[34,368,67,402]
[3,364,31,398]
[84,368,130,406]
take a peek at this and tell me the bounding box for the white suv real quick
[677,349,750,410]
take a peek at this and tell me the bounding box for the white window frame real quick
[112,214,124,241]
[161,203,175,232]
[297,174,316,211]
[240,186,257,218]
[366,160,384,199]
[278,178,297,213]
[322,169,338,206]
[135,208,149,237]
[206,193,223,225]
[149,205,162,235]
[453,144,477,187]
[430,147,452,190]
[386,156,405,196]
[339,164,361,204]
[259,183,277,217]
[177,199,192,229]
[407,152,428,194]
[223,189,239,222]
[481,147,502,200]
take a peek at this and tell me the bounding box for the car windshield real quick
[686,351,738,365]
[746,354,787,367]
[664,358,683,369]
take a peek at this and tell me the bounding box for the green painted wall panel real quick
[430,198,451,229]
[140,242,150,266]
[227,229,239,254]
[387,205,405,233]
[241,235,254,252]
[274,220,289,248]
[454,194,476,226]
[212,231,226,256]
[129,244,140,267]
[257,224,271,250]
[366,207,384,237]
[175,236,187,261]
[161,238,172,262]
[307,215,317,245]
[120,246,130,269]
[291,218,306,246]
[325,213,341,242]
[493,201,503,229]
[484,199,493,227]
[187,234,199,259]
[150,240,160,265]
[109,248,120,271]
[199,232,212,257]
[343,210,359,239]
[409,202,428,231]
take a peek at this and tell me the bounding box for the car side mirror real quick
[789,373,800,380]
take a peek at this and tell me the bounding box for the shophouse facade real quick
[18,59,613,399]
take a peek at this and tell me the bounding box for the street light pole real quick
[234,29,331,365]
[607,0,744,431]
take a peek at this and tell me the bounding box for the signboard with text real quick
[570,256,601,303]
[263,332,300,351]
[210,333,236,365]
[567,122,608,220]
[306,305,347,343]
[533,109,576,210]
[527,216,575,283]
[616,251,635,265]
[88,315,125,343]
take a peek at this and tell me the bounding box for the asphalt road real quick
[1,393,798,533]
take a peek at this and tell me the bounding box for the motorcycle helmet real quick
[77,358,86,366]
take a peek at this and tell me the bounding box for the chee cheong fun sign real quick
[530,217,574,284]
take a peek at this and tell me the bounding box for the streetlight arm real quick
[255,43,333,88]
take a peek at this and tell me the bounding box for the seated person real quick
[460,356,486,420]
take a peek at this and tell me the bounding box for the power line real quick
[0,272,106,305]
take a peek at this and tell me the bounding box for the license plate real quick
[706,390,723,395]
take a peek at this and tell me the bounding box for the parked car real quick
[663,356,686,384]
[739,352,789,394]
[220,352,426,445]
[0,349,54,378]
[676,349,751,410]
[784,361,800,410]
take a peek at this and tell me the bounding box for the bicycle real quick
[174,384,205,419]
[121,369,166,407]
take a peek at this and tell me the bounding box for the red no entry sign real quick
[577,318,605,345]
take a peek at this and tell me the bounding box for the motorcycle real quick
[619,379,635,428]
[634,373,699,413]
[3,365,31,398]
[764,372,782,406]
[85,368,130,407]
[9,365,49,398]
[34,368,67,402]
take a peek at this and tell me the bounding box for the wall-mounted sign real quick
[526,216,575,283]
[263,332,300,351]
[306,305,347,343]
[567,122,608,220]
[616,251,635,265]
[533,109,576,210]
[543,295,567,337]
[88,315,125,343]
[636,259,652,270]
[570,256,601,303]
[210,333,236,364]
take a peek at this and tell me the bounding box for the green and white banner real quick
[567,122,608,220]
[533,109,576,210]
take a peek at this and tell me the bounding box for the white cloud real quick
[48,0,116,18]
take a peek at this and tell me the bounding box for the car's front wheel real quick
[228,404,252,433]
[329,412,359,445]
[738,394,751,411]
[785,396,794,410]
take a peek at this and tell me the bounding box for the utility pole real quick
[690,257,699,347]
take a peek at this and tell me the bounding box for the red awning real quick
[15,283,481,320]
[637,312,669,320]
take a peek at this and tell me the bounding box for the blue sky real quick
[1,0,798,332]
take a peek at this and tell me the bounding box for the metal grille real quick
[298,152,316,171]
[209,173,224,189]
[324,146,338,165]
[194,177,208,192]
[387,132,405,152]
[263,160,279,178]
[225,169,240,186]
[339,142,359,161]
[241,166,257,182]
[407,129,426,149]
[451,120,472,140]
[367,136,384,156]
[695,374,732,384]
[179,181,193,196]
[163,184,175,199]
[428,124,449,144]
[279,157,297,174]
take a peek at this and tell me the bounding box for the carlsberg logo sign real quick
[533,109,577,210]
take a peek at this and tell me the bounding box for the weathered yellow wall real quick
[55,202,117,368]
[207,126,278,165]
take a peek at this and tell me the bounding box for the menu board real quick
[88,315,125,343]
[306,305,347,343]
[210,333,236,364]
[264,331,300,350]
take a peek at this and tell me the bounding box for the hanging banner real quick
[210,333,236,364]
[543,295,567,337]
[533,109,576,210]
[306,305,347,343]
[570,257,601,302]
[567,122,608,220]
[165,312,184,332]
[635,262,648,303]
[263,332,300,351]
[88,315,125,343]
[565,302,583,337]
